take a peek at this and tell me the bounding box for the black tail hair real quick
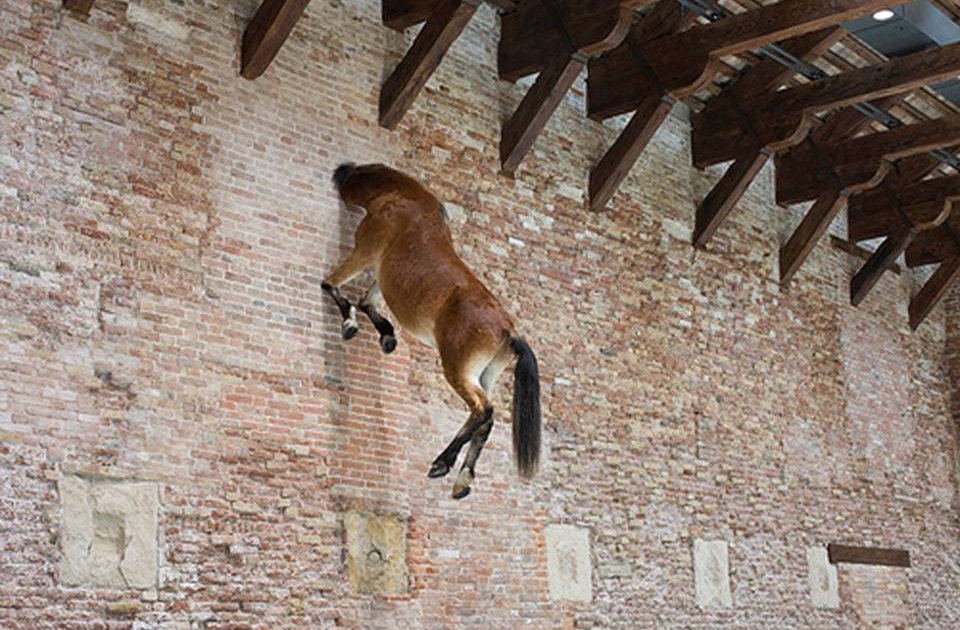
[333,162,356,191]
[511,336,541,479]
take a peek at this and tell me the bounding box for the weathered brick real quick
[1,1,959,629]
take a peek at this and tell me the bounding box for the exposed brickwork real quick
[2,1,960,629]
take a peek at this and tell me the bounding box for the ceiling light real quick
[873,9,896,21]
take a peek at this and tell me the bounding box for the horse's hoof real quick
[452,485,471,500]
[380,335,397,354]
[428,460,450,479]
[342,322,359,340]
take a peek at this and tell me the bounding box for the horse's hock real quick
[3,0,960,629]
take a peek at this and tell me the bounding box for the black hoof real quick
[428,460,451,479]
[452,485,471,500]
[342,323,359,340]
[380,335,397,354]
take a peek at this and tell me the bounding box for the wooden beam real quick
[848,155,949,241]
[776,117,960,205]
[586,1,695,210]
[850,228,917,306]
[780,190,848,285]
[693,150,771,248]
[830,235,901,274]
[850,198,952,307]
[690,27,843,246]
[828,544,911,568]
[587,0,895,120]
[385,0,515,30]
[63,0,94,13]
[497,1,653,173]
[849,175,960,242]
[500,55,585,174]
[700,28,846,119]
[379,0,480,129]
[910,255,960,329]
[499,0,651,82]
[907,227,960,267]
[383,0,439,30]
[241,0,311,80]
[694,42,960,167]
[589,96,674,210]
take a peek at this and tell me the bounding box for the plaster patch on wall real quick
[344,512,408,596]
[806,546,840,609]
[59,475,159,588]
[545,524,592,603]
[693,539,732,609]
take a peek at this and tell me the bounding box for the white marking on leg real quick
[343,305,358,330]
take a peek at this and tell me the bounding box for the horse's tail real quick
[333,162,356,191]
[510,336,541,479]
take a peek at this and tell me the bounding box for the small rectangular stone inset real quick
[693,539,732,609]
[807,546,840,609]
[545,524,592,603]
[344,512,408,596]
[60,475,159,588]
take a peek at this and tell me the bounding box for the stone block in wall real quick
[343,512,408,596]
[693,539,732,609]
[545,524,592,603]
[59,475,159,588]
[807,547,840,609]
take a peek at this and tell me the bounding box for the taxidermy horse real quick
[321,163,541,499]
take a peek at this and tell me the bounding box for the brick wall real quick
[2,1,959,628]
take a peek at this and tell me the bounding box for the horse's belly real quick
[377,273,438,348]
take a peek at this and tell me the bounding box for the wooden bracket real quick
[379,0,481,129]
[827,544,911,568]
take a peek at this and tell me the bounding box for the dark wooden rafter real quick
[498,0,653,173]
[850,211,954,309]
[691,27,845,246]
[780,189,849,285]
[776,116,960,205]
[586,0,892,211]
[588,0,898,121]
[693,66,898,250]
[767,102,899,279]
[241,0,311,80]
[687,41,960,285]
[384,0,515,30]
[848,155,951,241]
[379,0,482,129]
[851,227,920,307]
[587,1,697,210]
[63,0,94,14]
[910,251,960,329]
[694,41,960,168]
[828,544,911,568]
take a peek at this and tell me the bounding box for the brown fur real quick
[323,164,538,498]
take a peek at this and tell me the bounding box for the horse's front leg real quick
[359,283,397,354]
[322,249,373,340]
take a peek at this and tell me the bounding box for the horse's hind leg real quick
[427,369,491,480]
[428,402,491,480]
[359,283,397,354]
[451,345,511,498]
[452,416,493,500]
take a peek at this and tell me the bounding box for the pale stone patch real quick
[807,547,840,609]
[693,539,732,609]
[126,3,190,42]
[343,512,408,596]
[545,524,592,603]
[60,475,159,588]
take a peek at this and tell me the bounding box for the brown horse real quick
[322,163,541,499]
